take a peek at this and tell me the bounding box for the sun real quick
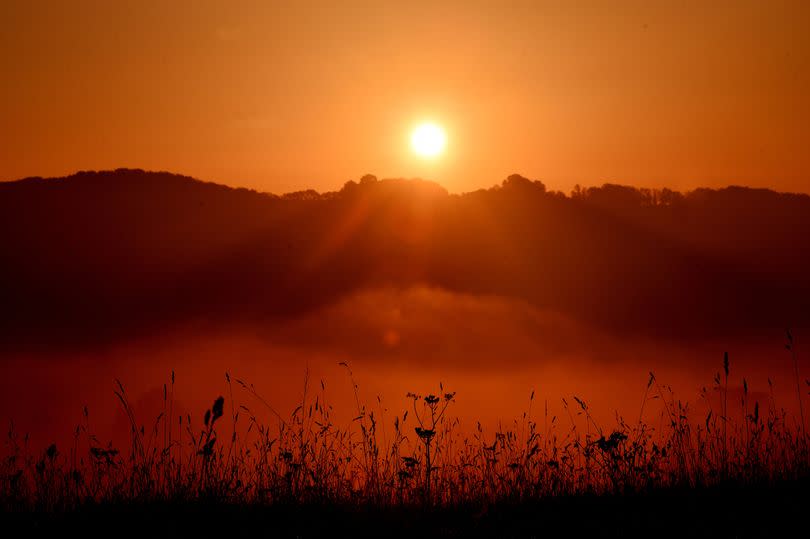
[411,122,447,158]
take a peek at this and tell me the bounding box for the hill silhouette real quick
[1,169,808,352]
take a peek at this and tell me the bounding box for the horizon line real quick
[2,167,809,199]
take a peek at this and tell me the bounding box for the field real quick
[2,355,809,537]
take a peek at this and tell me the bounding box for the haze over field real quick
[1,169,807,447]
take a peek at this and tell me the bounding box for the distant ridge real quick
[4,167,807,201]
[2,168,809,351]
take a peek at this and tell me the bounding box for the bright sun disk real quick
[411,123,447,158]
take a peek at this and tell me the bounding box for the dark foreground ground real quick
[3,480,808,538]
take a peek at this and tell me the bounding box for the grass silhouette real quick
[1,354,809,536]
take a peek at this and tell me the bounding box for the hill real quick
[1,169,809,351]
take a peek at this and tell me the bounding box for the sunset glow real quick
[2,1,810,535]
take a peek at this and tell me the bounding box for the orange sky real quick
[1,0,808,194]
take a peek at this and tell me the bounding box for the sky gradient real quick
[1,0,808,194]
